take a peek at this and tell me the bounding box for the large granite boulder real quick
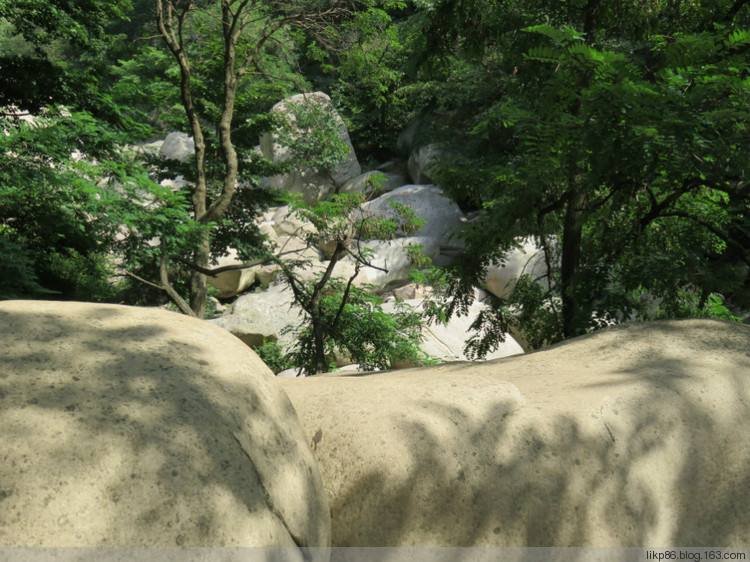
[340,170,407,196]
[281,319,750,546]
[381,295,525,366]
[210,284,303,351]
[406,143,446,185]
[339,237,440,292]
[260,92,361,202]
[159,132,194,163]
[210,237,438,355]
[0,300,330,552]
[359,184,464,244]
[206,247,258,298]
[358,184,466,267]
[484,238,550,299]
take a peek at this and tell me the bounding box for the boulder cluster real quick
[149,92,546,372]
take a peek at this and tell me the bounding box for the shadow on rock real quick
[0,300,330,550]
[281,319,750,546]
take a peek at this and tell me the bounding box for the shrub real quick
[253,338,295,374]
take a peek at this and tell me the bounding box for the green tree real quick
[273,191,433,374]
[0,0,181,304]
[0,109,166,302]
[322,0,413,161]
[413,1,750,351]
[0,0,141,121]
[151,0,357,318]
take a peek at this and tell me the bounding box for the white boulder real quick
[396,118,420,154]
[341,170,407,195]
[484,238,550,299]
[297,237,439,291]
[160,132,194,163]
[343,237,440,291]
[407,143,446,184]
[359,184,465,246]
[210,284,302,351]
[260,92,361,202]
[382,296,525,367]
[206,248,258,298]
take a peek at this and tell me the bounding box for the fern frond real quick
[725,29,750,49]
[524,46,564,63]
[523,24,584,45]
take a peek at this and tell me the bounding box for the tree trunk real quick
[190,232,210,318]
[311,305,327,374]
[308,242,347,374]
[561,189,587,339]
[583,0,601,39]
[156,0,210,318]
[559,5,598,338]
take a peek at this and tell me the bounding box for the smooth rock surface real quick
[259,92,361,202]
[207,248,257,298]
[342,237,440,291]
[359,185,464,246]
[281,319,750,547]
[0,300,330,550]
[341,170,407,195]
[406,143,446,184]
[159,132,194,163]
[211,284,302,350]
[382,297,525,366]
[484,238,550,299]
[287,237,439,292]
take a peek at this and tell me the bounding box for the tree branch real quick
[331,261,361,330]
[343,245,389,273]
[168,248,304,276]
[159,248,196,316]
[638,178,699,231]
[122,249,196,317]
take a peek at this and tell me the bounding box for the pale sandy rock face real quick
[343,237,440,291]
[282,237,439,293]
[206,206,320,299]
[207,247,257,298]
[281,319,750,547]
[396,118,420,154]
[0,300,330,550]
[406,143,446,184]
[389,283,432,301]
[340,170,407,196]
[211,284,303,351]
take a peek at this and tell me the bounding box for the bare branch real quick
[122,258,196,317]
[159,249,197,316]
[123,270,164,291]
[332,261,361,329]
[168,248,305,276]
[344,245,389,273]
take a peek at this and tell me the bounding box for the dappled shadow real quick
[0,303,325,547]
[307,319,750,547]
